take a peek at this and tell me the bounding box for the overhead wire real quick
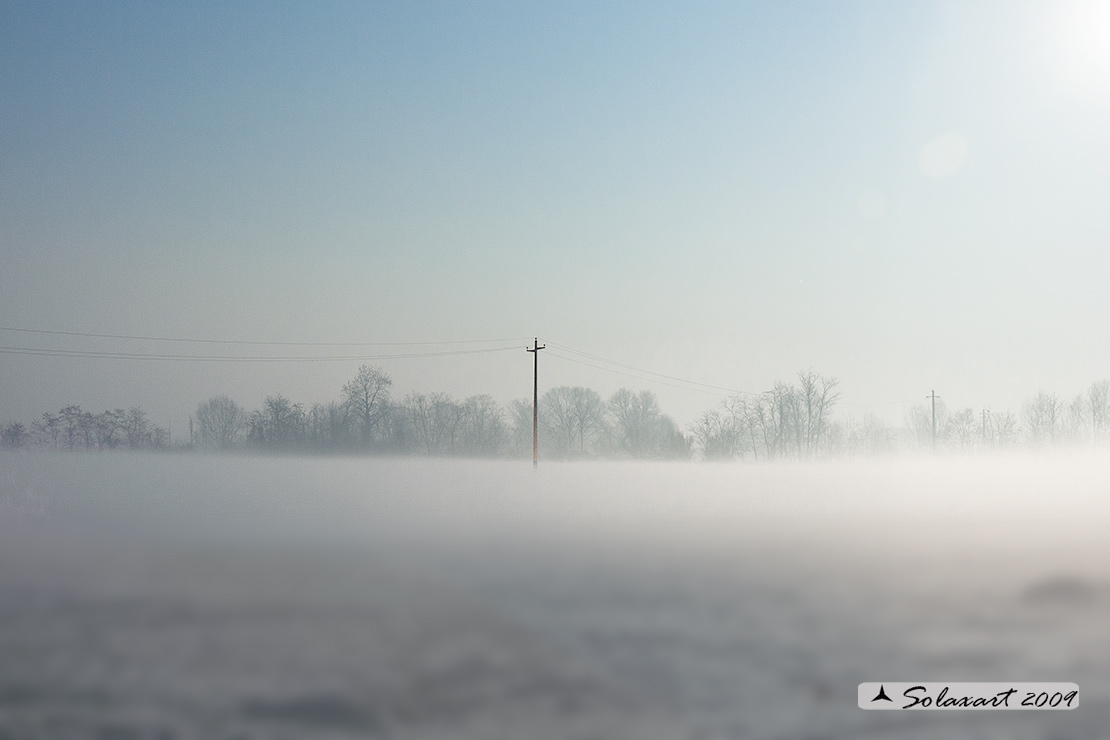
[545,350,737,397]
[838,398,920,408]
[547,341,764,396]
[0,325,532,347]
[548,342,918,408]
[1,325,923,408]
[0,345,522,363]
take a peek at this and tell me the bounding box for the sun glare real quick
[1054,0,1110,93]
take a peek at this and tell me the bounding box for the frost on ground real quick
[1,454,1109,739]
[0,542,675,740]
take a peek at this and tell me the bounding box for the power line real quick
[0,325,532,347]
[549,343,918,409]
[839,398,919,408]
[0,345,521,363]
[1,325,930,411]
[546,350,739,397]
[547,341,763,396]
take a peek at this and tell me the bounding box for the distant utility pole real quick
[981,408,990,447]
[927,390,939,451]
[526,338,545,467]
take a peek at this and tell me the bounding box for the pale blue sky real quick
[2,1,1109,430]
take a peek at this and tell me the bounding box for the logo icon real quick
[872,685,893,702]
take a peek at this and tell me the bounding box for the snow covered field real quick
[2,453,1109,738]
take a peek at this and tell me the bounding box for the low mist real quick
[3,453,1108,738]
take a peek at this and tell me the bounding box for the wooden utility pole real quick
[526,338,545,467]
[927,390,939,451]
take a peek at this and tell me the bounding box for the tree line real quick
[4,365,1110,459]
[899,381,1110,453]
[186,365,691,459]
[0,405,167,452]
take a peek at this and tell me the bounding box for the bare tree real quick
[949,408,977,452]
[1087,380,1109,443]
[401,393,432,454]
[94,409,124,449]
[1065,394,1088,445]
[841,414,896,457]
[307,401,352,451]
[606,389,688,458]
[508,398,535,458]
[121,407,152,449]
[655,415,692,459]
[748,383,796,459]
[1024,392,1063,446]
[460,394,507,456]
[402,392,466,455]
[77,410,97,449]
[689,409,737,460]
[606,388,654,457]
[567,387,606,455]
[251,395,305,449]
[195,395,247,450]
[906,400,948,451]
[2,422,27,449]
[540,387,577,458]
[991,410,1020,448]
[541,386,605,458]
[60,405,83,450]
[724,395,761,460]
[795,371,840,456]
[342,365,392,449]
[149,425,170,450]
[824,418,847,456]
[33,412,61,449]
[690,396,753,460]
[864,416,898,455]
[435,394,467,454]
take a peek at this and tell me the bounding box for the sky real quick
[2,0,1110,433]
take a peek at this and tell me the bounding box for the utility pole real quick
[526,338,545,467]
[981,408,989,448]
[927,390,939,451]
